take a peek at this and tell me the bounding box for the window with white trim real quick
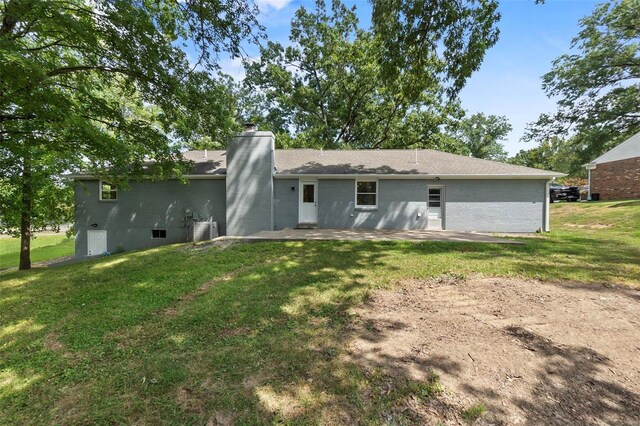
[355,179,377,208]
[99,181,117,201]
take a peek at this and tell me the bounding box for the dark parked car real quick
[550,183,580,202]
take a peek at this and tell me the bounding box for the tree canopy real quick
[454,113,511,161]
[242,0,500,149]
[0,0,259,269]
[371,0,500,98]
[524,0,640,170]
[509,137,581,175]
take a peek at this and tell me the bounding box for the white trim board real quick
[274,174,562,180]
[68,174,226,180]
[590,131,640,164]
[70,173,563,181]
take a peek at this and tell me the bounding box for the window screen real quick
[356,180,377,207]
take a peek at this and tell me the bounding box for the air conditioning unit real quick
[190,221,219,242]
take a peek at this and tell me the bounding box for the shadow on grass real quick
[0,236,639,423]
[607,200,640,208]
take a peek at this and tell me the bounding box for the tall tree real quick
[455,113,511,161]
[0,0,259,269]
[243,0,499,149]
[372,0,501,97]
[509,137,583,175]
[525,0,640,168]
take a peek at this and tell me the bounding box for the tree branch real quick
[46,65,132,78]
[0,114,37,121]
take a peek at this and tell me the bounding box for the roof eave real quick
[68,172,565,180]
[273,173,564,179]
[66,173,226,180]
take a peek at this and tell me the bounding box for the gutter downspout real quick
[584,163,596,201]
[544,180,551,232]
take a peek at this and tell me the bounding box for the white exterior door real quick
[299,181,318,224]
[427,186,444,230]
[87,230,107,256]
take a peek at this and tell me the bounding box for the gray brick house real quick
[72,129,563,256]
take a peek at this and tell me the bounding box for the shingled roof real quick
[273,149,562,176]
[589,131,640,165]
[182,150,227,175]
[183,149,563,177]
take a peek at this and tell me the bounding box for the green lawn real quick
[0,234,74,269]
[0,201,638,424]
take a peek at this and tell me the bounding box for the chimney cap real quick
[243,123,257,132]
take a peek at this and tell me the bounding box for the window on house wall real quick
[151,229,167,238]
[355,179,378,208]
[428,187,442,208]
[99,181,117,201]
[303,184,315,203]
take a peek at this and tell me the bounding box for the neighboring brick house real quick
[585,132,640,201]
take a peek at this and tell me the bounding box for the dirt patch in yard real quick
[565,223,613,229]
[348,275,640,425]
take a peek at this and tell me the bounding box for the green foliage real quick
[509,137,585,176]
[177,74,242,150]
[0,0,259,267]
[525,0,640,169]
[0,150,73,236]
[372,0,501,97]
[461,403,486,422]
[243,0,499,149]
[454,113,511,160]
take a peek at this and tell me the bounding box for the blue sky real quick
[220,0,599,155]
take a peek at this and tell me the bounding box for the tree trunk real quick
[19,159,32,270]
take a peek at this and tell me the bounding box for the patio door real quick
[299,180,318,224]
[427,186,444,230]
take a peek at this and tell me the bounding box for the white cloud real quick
[255,0,293,11]
[218,57,246,81]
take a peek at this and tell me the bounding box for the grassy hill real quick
[0,234,74,269]
[0,200,638,423]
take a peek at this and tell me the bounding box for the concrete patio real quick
[245,228,524,245]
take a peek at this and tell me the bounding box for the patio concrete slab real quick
[247,228,524,245]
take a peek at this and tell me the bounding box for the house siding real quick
[274,179,299,229]
[444,180,546,232]
[74,176,547,257]
[317,180,429,229]
[315,179,546,232]
[590,157,640,201]
[74,179,226,256]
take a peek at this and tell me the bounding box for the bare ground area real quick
[348,276,640,425]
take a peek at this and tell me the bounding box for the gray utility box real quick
[190,221,219,242]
